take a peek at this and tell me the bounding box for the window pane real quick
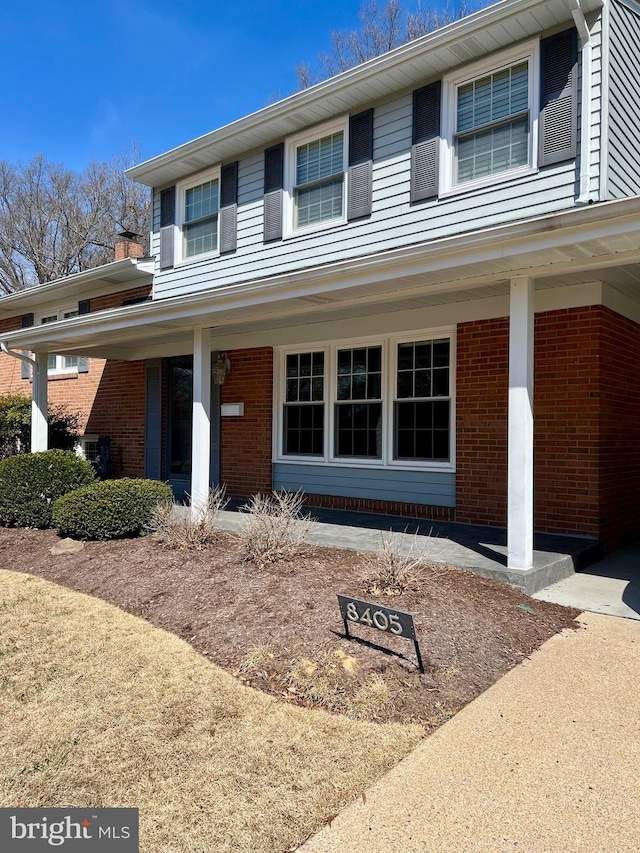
[456,116,528,183]
[396,339,449,400]
[47,354,57,370]
[63,356,78,369]
[336,346,382,401]
[295,178,343,228]
[185,216,218,257]
[296,132,343,185]
[394,400,450,461]
[335,403,382,458]
[185,180,219,222]
[284,404,324,455]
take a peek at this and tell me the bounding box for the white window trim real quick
[283,116,348,239]
[36,308,80,375]
[273,327,456,473]
[174,164,221,265]
[439,39,540,198]
[76,434,99,462]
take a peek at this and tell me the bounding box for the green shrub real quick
[0,450,96,529]
[52,478,173,540]
[0,394,82,459]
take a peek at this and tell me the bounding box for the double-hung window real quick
[278,332,454,469]
[285,119,347,235]
[177,167,220,261]
[442,41,538,192]
[39,309,79,373]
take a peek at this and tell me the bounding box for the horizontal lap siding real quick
[273,463,455,506]
[152,92,579,300]
[607,0,640,197]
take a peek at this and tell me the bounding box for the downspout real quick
[0,342,35,368]
[568,0,593,204]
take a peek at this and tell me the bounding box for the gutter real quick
[568,0,593,204]
[0,342,34,366]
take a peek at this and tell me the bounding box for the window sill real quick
[47,372,79,381]
[439,164,538,199]
[275,456,455,473]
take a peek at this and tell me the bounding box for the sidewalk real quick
[298,612,640,853]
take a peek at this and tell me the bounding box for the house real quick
[1,0,639,589]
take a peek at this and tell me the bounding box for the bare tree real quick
[0,148,151,295]
[297,0,476,88]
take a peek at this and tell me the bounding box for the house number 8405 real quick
[346,601,403,634]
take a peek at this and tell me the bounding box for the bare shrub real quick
[150,485,227,550]
[364,531,428,596]
[238,490,313,566]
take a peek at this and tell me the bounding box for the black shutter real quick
[347,109,374,220]
[411,81,441,202]
[78,357,89,374]
[264,143,284,242]
[539,28,578,167]
[159,186,176,269]
[78,299,91,315]
[219,161,238,254]
[21,313,34,328]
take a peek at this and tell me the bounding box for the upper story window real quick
[284,118,348,237]
[39,309,78,373]
[176,166,221,262]
[441,40,539,194]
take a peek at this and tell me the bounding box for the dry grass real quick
[238,490,313,566]
[149,485,228,550]
[0,570,422,853]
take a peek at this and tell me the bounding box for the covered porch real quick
[4,197,640,583]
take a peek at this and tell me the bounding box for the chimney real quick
[114,231,144,261]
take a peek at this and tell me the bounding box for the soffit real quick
[128,0,602,188]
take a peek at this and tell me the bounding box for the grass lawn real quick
[0,570,422,853]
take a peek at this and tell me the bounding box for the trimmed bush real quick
[0,450,96,529]
[52,478,173,540]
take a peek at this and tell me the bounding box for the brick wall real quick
[456,306,640,547]
[598,307,640,548]
[220,347,273,497]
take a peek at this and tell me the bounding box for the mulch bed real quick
[0,527,581,728]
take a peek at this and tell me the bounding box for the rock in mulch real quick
[50,538,85,556]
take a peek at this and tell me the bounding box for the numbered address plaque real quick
[337,595,417,640]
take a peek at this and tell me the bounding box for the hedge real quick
[0,450,96,529]
[52,478,173,540]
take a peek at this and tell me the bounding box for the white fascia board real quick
[127,0,604,188]
[0,259,154,319]
[4,195,639,353]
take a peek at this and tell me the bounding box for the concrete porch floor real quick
[219,504,600,595]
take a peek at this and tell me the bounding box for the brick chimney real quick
[114,231,144,261]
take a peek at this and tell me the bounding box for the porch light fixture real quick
[212,352,231,385]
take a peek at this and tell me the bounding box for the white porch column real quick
[507,276,534,571]
[190,327,211,515]
[31,352,48,452]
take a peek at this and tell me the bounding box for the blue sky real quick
[0,0,376,172]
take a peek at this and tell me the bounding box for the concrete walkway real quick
[298,612,640,853]
[534,541,640,621]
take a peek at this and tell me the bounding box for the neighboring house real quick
[1,0,639,586]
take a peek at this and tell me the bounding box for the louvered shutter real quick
[78,357,89,373]
[264,143,284,242]
[220,162,238,254]
[539,28,578,167]
[411,81,441,202]
[159,187,176,269]
[347,109,374,220]
[78,299,91,315]
[20,314,33,379]
[145,359,162,480]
